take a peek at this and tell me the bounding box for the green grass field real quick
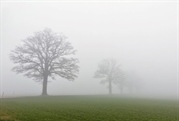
[0,95,178,121]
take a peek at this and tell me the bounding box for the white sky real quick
[0,1,178,98]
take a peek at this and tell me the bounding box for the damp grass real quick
[0,95,178,121]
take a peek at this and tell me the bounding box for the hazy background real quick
[1,1,178,99]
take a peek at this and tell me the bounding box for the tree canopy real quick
[10,28,79,95]
[94,59,124,94]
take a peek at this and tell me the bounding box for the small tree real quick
[94,59,123,95]
[125,71,141,94]
[10,28,79,95]
[117,73,125,94]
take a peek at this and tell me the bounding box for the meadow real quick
[0,95,178,121]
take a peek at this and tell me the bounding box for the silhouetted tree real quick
[117,73,125,94]
[10,28,79,95]
[94,59,123,95]
[125,71,141,94]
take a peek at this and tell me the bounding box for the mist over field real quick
[0,1,178,100]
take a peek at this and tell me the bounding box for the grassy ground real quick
[0,95,178,121]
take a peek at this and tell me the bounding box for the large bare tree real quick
[94,59,124,95]
[10,28,79,95]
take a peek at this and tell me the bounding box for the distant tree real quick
[125,71,141,94]
[10,28,79,95]
[117,73,125,94]
[94,59,123,95]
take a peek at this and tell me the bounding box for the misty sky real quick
[1,1,178,98]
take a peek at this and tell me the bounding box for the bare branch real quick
[10,28,79,84]
[94,58,124,88]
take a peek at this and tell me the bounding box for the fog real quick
[0,1,178,99]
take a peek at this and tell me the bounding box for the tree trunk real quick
[120,85,123,94]
[42,63,48,95]
[42,75,48,96]
[109,80,112,95]
[42,61,48,96]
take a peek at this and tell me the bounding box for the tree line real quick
[10,28,139,96]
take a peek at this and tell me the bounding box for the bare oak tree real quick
[10,28,79,95]
[94,59,124,95]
